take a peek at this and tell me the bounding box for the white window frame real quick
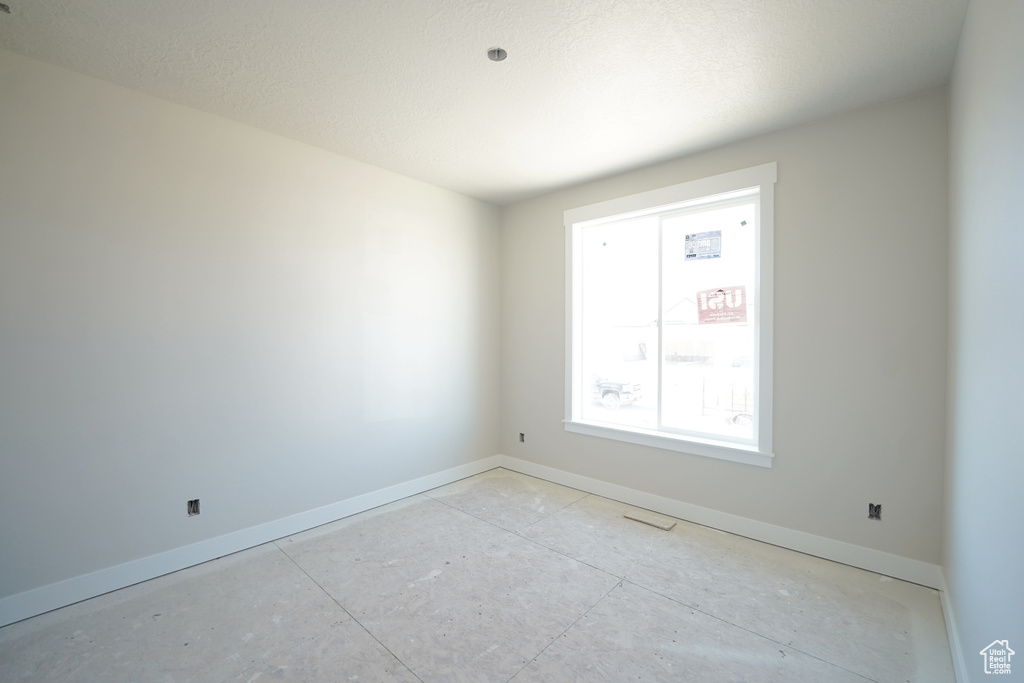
[564,163,776,468]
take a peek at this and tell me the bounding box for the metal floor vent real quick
[624,509,677,531]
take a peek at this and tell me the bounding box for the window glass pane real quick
[566,163,775,462]
[661,200,756,440]
[579,216,658,430]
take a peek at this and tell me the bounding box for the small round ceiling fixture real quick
[487,47,507,62]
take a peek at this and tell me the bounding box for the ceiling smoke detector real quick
[487,47,507,62]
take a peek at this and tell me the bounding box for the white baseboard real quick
[939,569,969,683]
[498,455,943,589]
[2,453,949,633]
[0,455,502,629]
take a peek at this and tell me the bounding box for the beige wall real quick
[501,88,948,564]
[946,0,1024,678]
[0,49,500,602]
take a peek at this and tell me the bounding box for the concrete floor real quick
[0,468,955,682]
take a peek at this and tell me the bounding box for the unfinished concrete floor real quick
[0,468,954,682]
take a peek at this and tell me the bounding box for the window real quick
[564,163,776,467]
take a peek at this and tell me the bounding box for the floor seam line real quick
[518,492,593,533]
[425,495,539,537]
[513,530,624,582]
[426,469,593,535]
[424,492,620,583]
[506,579,625,682]
[272,540,426,683]
[206,543,355,683]
[212,620,339,683]
[618,577,881,682]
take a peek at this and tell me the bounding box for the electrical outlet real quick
[187,499,200,516]
[519,432,525,443]
[868,503,881,520]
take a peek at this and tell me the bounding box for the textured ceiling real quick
[0,0,968,204]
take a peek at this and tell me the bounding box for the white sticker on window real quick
[684,231,722,260]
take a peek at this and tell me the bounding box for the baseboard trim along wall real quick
[498,455,944,590]
[1,453,946,629]
[0,455,502,629]
[938,569,969,683]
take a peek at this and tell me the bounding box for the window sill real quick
[563,419,774,468]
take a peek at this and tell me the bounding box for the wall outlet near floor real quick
[187,499,200,516]
[868,503,881,520]
[519,432,525,443]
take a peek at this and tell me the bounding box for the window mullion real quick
[657,217,665,432]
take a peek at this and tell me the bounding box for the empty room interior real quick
[0,1,1021,682]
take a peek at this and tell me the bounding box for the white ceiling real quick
[0,0,969,204]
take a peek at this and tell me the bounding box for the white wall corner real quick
[0,455,503,629]
[498,455,943,589]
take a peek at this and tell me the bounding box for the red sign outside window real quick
[697,286,747,325]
